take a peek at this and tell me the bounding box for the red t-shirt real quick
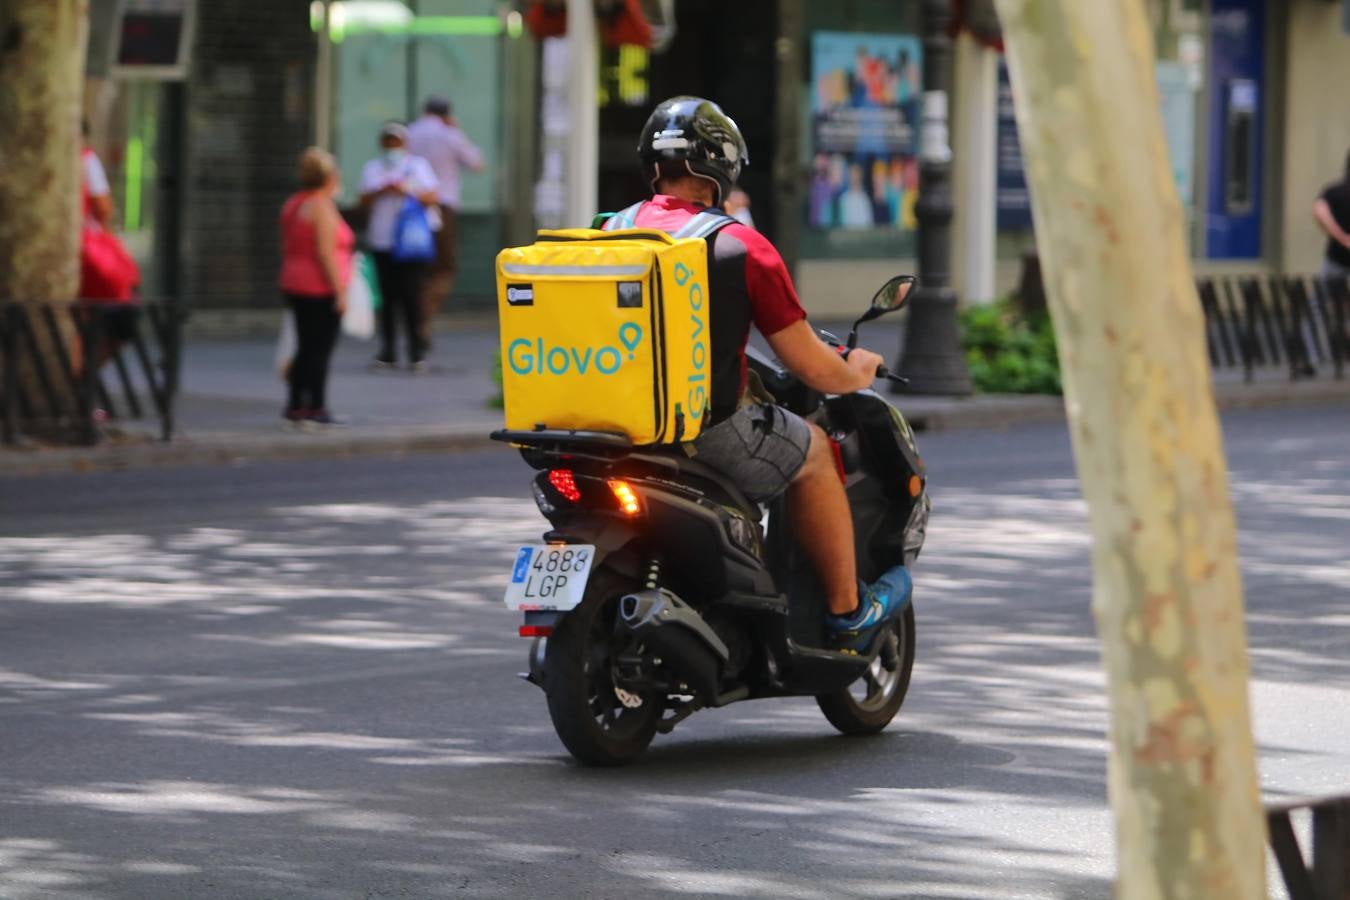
[627,195,807,422]
[278,191,355,297]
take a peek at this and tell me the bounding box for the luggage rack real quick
[490,427,634,451]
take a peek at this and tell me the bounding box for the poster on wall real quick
[809,32,922,232]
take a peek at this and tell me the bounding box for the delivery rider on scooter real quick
[604,96,913,651]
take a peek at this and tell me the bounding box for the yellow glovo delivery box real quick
[496,211,732,445]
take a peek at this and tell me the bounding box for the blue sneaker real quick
[825,566,913,654]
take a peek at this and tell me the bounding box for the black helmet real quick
[638,96,748,206]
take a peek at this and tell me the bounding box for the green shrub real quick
[960,299,1062,395]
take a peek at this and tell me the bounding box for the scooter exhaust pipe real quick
[619,589,729,703]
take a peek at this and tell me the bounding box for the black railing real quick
[1268,794,1350,900]
[1198,275,1349,382]
[0,299,182,447]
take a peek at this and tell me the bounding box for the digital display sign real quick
[111,0,194,79]
[117,13,183,67]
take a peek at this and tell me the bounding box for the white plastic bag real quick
[342,252,376,340]
[274,310,296,380]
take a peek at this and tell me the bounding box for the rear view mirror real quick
[872,275,917,313]
[847,275,918,348]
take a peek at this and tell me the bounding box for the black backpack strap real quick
[672,210,736,240]
[602,201,646,231]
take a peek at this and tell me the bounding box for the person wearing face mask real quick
[359,121,440,372]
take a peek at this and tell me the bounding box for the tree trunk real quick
[0,0,88,433]
[990,1,1267,897]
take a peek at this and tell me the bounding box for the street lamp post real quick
[895,0,974,396]
[565,0,599,221]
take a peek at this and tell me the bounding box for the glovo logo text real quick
[507,323,645,377]
[674,262,709,419]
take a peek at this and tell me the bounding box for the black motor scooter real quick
[492,275,930,765]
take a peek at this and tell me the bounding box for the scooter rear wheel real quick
[816,605,916,736]
[544,573,662,765]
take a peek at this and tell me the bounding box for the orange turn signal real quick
[607,479,642,516]
[908,475,923,497]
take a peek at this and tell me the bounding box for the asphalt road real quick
[1,405,1347,899]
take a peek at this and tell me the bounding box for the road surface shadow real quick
[3,421,1345,899]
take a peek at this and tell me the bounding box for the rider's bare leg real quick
[787,423,859,616]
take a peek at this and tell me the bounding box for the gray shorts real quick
[690,403,813,504]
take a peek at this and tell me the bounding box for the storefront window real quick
[1152,0,1206,252]
[93,80,174,297]
[993,0,1210,259]
[1205,0,1265,259]
[327,0,503,212]
[321,0,518,301]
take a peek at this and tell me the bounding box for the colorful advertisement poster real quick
[809,32,922,232]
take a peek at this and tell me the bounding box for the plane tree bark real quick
[0,0,88,433]
[990,1,1267,897]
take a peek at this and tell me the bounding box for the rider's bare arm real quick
[766,319,882,394]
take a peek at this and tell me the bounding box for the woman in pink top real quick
[279,147,354,427]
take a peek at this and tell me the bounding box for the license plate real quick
[503,544,596,611]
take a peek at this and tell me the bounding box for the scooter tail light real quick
[547,469,581,502]
[519,625,553,638]
[607,479,642,516]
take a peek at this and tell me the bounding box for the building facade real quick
[794,0,1350,315]
[85,0,317,310]
[83,0,1350,317]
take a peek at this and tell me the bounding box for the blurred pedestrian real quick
[78,119,140,373]
[82,120,114,230]
[724,187,755,230]
[1313,149,1350,281]
[407,96,483,352]
[279,147,353,428]
[360,121,439,372]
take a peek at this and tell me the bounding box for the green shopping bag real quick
[358,251,381,311]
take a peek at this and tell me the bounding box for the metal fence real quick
[1197,275,1349,383]
[1268,794,1350,900]
[0,300,182,446]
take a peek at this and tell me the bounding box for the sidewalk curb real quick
[0,428,499,477]
[901,378,1350,432]
[183,309,499,341]
[2,380,1346,477]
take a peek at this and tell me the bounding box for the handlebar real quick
[875,364,909,386]
[823,331,909,386]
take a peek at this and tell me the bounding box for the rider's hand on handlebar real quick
[844,348,885,390]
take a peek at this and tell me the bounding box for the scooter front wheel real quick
[544,572,662,766]
[816,605,916,736]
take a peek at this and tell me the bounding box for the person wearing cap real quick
[406,96,484,350]
[359,121,440,372]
